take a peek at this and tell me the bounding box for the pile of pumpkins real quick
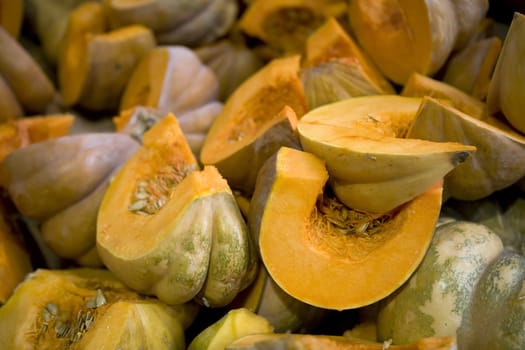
[0,0,524,349]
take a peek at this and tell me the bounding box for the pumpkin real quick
[1,132,140,266]
[249,146,444,310]
[297,95,475,214]
[200,55,307,194]
[0,268,199,349]
[24,0,89,65]
[401,72,487,119]
[442,36,502,100]
[487,12,525,134]
[347,0,489,84]
[188,308,274,350]
[407,96,525,200]
[0,197,32,304]
[0,114,74,164]
[0,0,23,38]
[227,333,457,350]
[239,0,348,56]
[376,220,524,349]
[58,2,156,111]
[97,114,258,307]
[443,191,525,254]
[194,38,265,102]
[119,46,223,155]
[0,26,56,114]
[205,105,301,195]
[103,0,239,47]
[301,17,395,109]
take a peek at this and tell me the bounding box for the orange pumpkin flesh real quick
[250,147,443,310]
[0,114,74,164]
[200,55,307,192]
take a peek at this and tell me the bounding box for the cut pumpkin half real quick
[250,147,443,310]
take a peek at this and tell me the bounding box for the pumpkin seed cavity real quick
[34,289,107,347]
[308,192,396,260]
[129,163,197,215]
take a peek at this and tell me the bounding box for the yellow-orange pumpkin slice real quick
[200,55,307,193]
[408,96,525,200]
[297,95,475,213]
[97,114,257,307]
[250,146,443,310]
[401,72,487,119]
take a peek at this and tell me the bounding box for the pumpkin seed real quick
[129,163,197,215]
[315,193,392,236]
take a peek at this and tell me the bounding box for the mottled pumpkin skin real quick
[377,220,525,347]
[1,133,139,265]
[97,116,258,308]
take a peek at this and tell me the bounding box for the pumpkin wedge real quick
[302,17,394,96]
[104,0,239,47]
[200,55,307,193]
[194,39,265,102]
[442,36,502,100]
[297,95,475,213]
[407,97,525,200]
[239,0,348,55]
[120,46,223,154]
[1,132,139,220]
[59,3,156,111]
[0,114,74,163]
[205,105,300,195]
[249,146,443,310]
[487,12,525,134]
[97,114,257,307]
[401,72,487,119]
[0,26,56,114]
[347,0,488,84]
[57,1,107,107]
[0,268,197,349]
[300,17,394,109]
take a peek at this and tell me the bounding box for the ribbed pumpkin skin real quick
[459,251,525,350]
[376,220,518,345]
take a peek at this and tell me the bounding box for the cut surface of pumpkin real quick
[250,147,443,310]
[401,72,487,119]
[239,0,348,55]
[297,95,475,213]
[97,114,257,307]
[200,55,307,190]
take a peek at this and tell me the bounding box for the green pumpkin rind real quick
[376,221,504,344]
[459,251,525,350]
[40,173,112,265]
[0,268,189,350]
[1,133,139,220]
[97,116,257,308]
